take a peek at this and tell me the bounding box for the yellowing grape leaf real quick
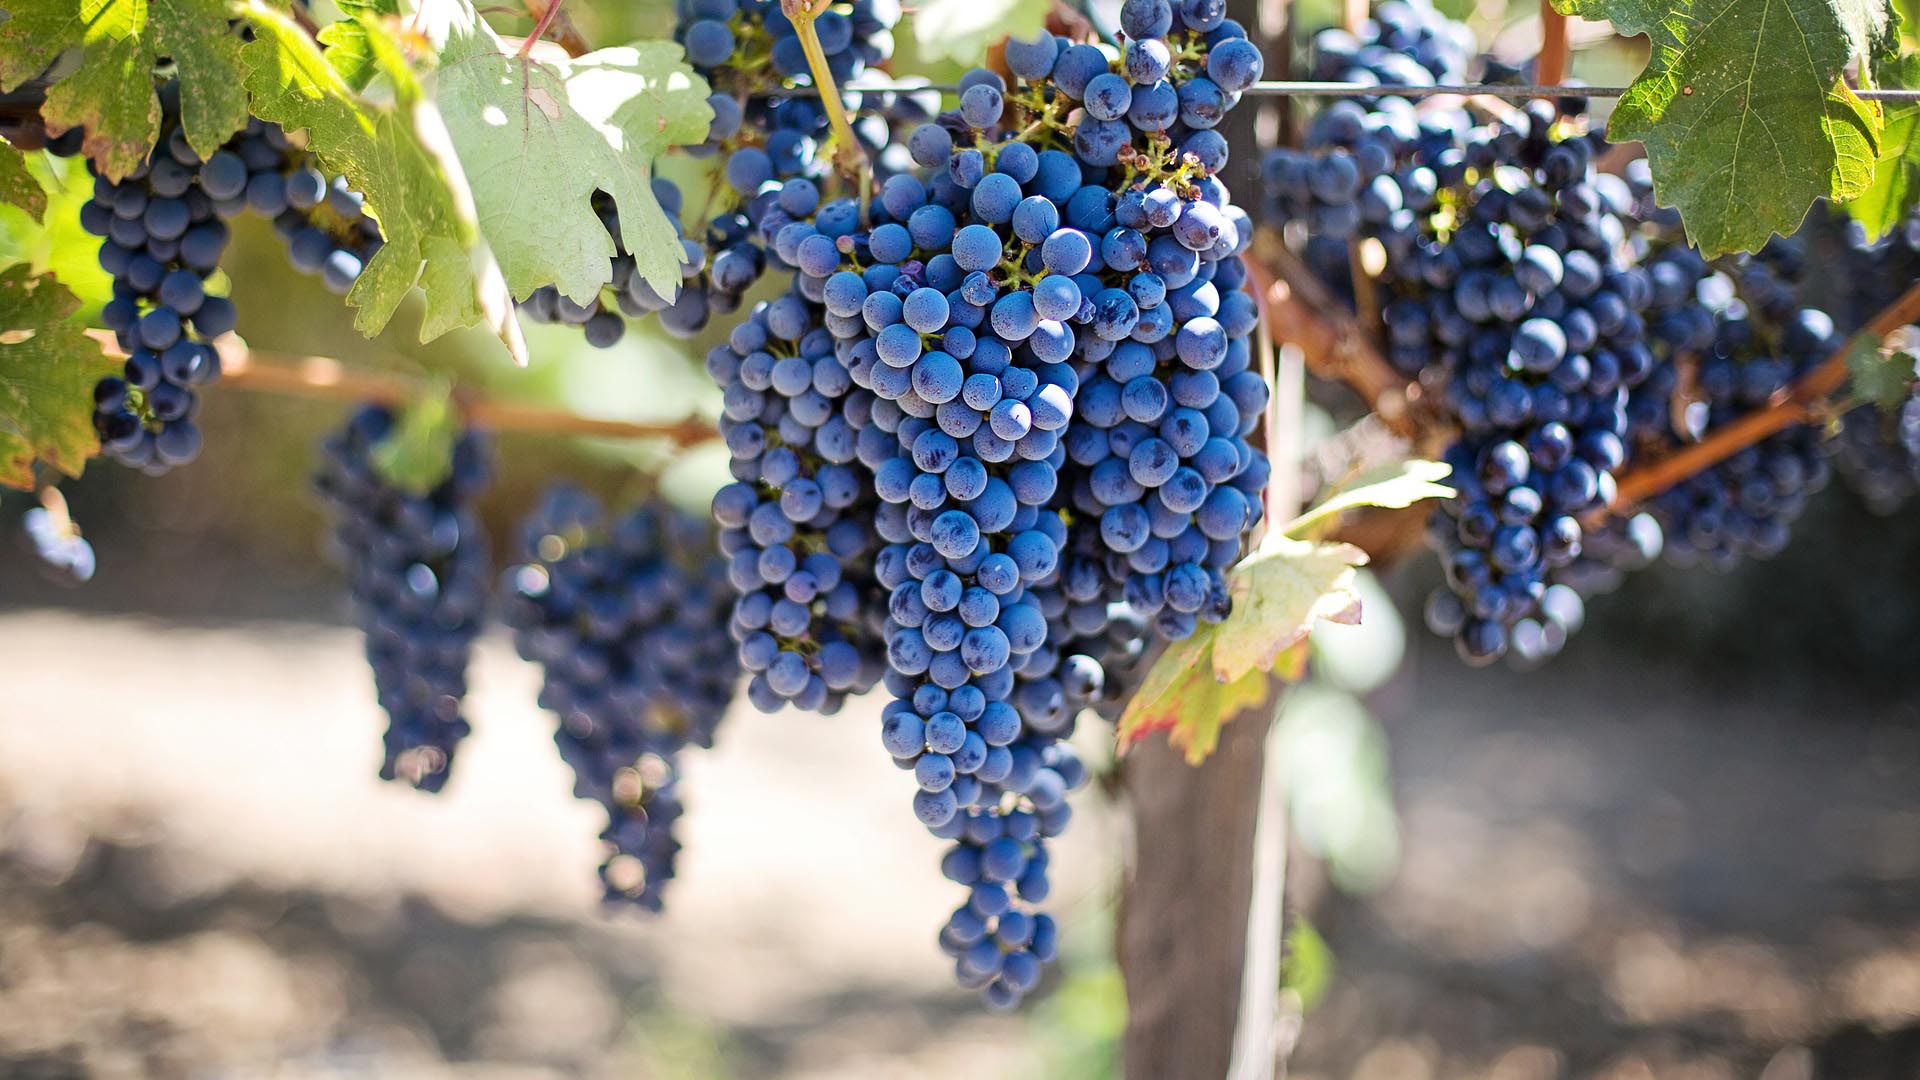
[239,2,523,361]
[0,138,46,221]
[0,267,119,488]
[1556,0,1887,256]
[0,153,115,303]
[433,5,713,304]
[0,0,249,180]
[1115,630,1271,765]
[1284,458,1453,537]
[1210,537,1367,685]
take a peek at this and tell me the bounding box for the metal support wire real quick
[764,79,1920,103]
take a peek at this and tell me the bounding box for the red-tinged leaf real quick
[0,139,46,221]
[1117,630,1272,765]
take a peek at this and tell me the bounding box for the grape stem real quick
[517,0,568,59]
[520,0,591,57]
[1537,0,1570,86]
[84,330,714,446]
[780,0,869,179]
[1608,280,1920,509]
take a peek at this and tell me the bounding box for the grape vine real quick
[2,0,1918,1043]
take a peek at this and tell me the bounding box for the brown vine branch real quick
[84,330,713,445]
[1537,0,1570,86]
[1250,231,1418,439]
[1609,280,1920,509]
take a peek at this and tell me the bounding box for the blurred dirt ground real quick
[1287,622,1920,1080]
[6,584,1920,1079]
[0,609,1119,1080]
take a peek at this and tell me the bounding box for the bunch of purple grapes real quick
[313,405,492,794]
[69,92,384,476]
[71,85,240,475]
[502,488,741,910]
[705,0,1270,1005]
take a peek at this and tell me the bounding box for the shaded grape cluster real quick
[72,84,241,474]
[70,93,384,476]
[502,488,741,910]
[313,405,492,794]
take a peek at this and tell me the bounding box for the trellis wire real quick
[762,80,1920,102]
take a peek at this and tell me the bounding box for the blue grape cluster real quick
[702,0,1270,1005]
[1258,10,1477,299]
[1284,94,1653,666]
[678,0,897,82]
[1642,302,1838,570]
[231,128,385,298]
[502,488,741,911]
[73,87,241,475]
[709,296,890,713]
[1613,193,1843,570]
[69,96,384,476]
[313,405,492,794]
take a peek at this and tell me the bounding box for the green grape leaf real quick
[1115,630,1273,765]
[433,7,713,305]
[369,383,458,492]
[1549,0,1666,36]
[0,267,119,488]
[0,138,46,221]
[238,2,523,361]
[0,153,115,303]
[0,0,249,180]
[1846,328,1918,408]
[1847,54,1920,239]
[1209,536,1368,686]
[1284,458,1454,537]
[1563,0,1887,256]
[1283,919,1336,1012]
[911,0,1050,65]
